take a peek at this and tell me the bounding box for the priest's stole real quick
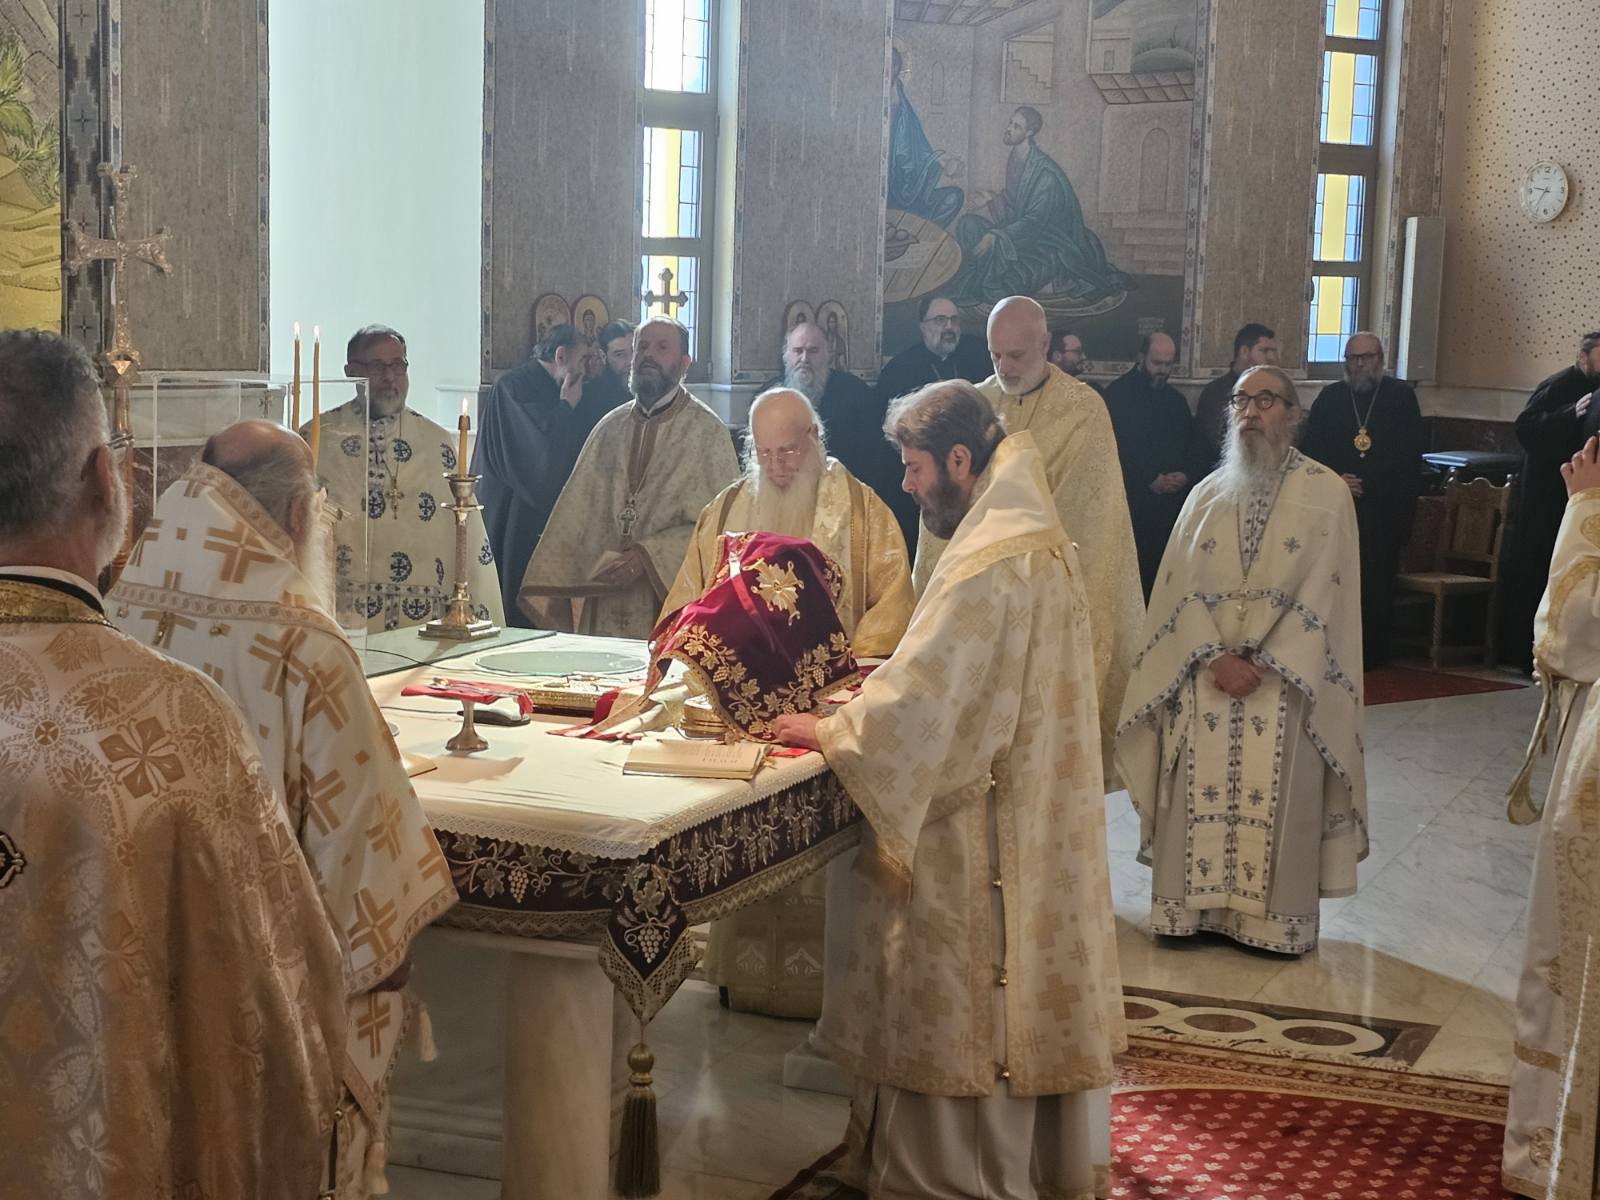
[1182,671,1290,918]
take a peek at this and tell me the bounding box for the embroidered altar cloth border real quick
[366,634,861,1020]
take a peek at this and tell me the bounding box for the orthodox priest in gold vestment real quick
[521,317,739,637]
[1503,436,1600,1200]
[912,297,1143,778]
[777,381,1123,1200]
[110,422,459,1197]
[1117,367,1367,955]
[672,388,915,1018]
[309,325,503,634]
[0,330,347,1198]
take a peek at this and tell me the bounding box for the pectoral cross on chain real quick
[618,496,639,540]
[641,266,688,317]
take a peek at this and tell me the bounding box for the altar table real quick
[363,630,860,1198]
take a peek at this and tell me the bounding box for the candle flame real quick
[293,321,301,337]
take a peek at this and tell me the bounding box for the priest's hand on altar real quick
[1563,436,1600,496]
[590,546,647,589]
[1208,651,1264,699]
[772,713,822,751]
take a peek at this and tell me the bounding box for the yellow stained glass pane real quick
[1319,174,1351,261]
[645,128,684,239]
[1329,0,1360,36]
[1315,278,1346,337]
[1325,53,1356,143]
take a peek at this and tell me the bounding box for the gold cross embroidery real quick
[203,521,277,584]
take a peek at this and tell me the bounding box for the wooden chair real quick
[1395,477,1512,667]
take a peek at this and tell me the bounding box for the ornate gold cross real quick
[64,162,175,384]
[641,265,688,317]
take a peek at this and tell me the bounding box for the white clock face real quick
[1522,162,1570,223]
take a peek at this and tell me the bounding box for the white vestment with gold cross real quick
[816,433,1124,1199]
[1116,449,1366,954]
[109,464,459,1197]
[1503,487,1600,1200]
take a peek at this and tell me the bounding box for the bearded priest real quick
[1117,365,1367,954]
[110,421,460,1197]
[775,380,1123,1200]
[667,386,915,1018]
[0,332,347,1198]
[520,317,739,637]
[311,325,503,634]
[912,296,1143,779]
[661,388,914,655]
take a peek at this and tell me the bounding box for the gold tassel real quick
[414,999,438,1063]
[363,1136,390,1195]
[1507,667,1575,825]
[614,1039,660,1198]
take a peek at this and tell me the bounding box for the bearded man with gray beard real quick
[765,322,918,550]
[662,387,914,1018]
[110,420,459,1194]
[1116,366,1369,955]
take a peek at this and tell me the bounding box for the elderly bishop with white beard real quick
[662,387,915,1018]
[1116,366,1369,954]
[110,421,459,1195]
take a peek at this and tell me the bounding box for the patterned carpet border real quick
[1118,1033,1508,1122]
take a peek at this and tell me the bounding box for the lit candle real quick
[458,395,471,475]
[309,326,322,468]
[291,321,302,429]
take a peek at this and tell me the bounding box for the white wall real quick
[269,0,483,422]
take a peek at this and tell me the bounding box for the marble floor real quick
[389,678,1547,1199]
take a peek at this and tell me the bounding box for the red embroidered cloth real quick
[648,532,857,741]
[400,677,535,717]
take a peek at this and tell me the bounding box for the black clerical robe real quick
[875,334,993,402]
[1194,370,1240,465]
[1499,366,1598,669]
[473,361,623,626]
[1104,367,1213,598]
[1300,376,1424,667]
[760,369,918,551]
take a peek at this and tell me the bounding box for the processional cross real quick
[64,163,176,570]
[641,266,688,317]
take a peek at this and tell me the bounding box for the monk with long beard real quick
[664,388,915,1019]
[111,421,458,1196]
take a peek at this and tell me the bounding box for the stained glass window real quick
[1325,0,1382,40]
[641,127,702,239]
[1307,276,1361,364]
[1321,51,1378,146]
[1314,174,1366,263]
[640,254,699,351]
[645,0,710,94]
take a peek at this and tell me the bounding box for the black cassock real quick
[1498,366,1596,669]
[1299,377,1424,667]
[1104,367,1212,598]
[472,363,624,626]
[759,369,918,552]
[874,334,994,403]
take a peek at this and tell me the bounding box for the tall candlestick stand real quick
[421,471,501,641]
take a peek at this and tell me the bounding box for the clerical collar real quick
[0,566,106,614]
[637,386,684,418]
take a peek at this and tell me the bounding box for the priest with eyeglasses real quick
[1117,366,1368,955]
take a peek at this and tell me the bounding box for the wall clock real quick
[1521,161,1570,223]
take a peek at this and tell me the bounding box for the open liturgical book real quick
[623,737,770,781]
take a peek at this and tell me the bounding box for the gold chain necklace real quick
[379,410,405,518]
[1350,384,1378,457]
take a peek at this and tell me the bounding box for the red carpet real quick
[1364,666,1524,706]
[770,1037,1513,1200]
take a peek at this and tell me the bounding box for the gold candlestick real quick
[420,471,501,642]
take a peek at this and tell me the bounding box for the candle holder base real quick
[446,700,489,754]
[420,618,501,642]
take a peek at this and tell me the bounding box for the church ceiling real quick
[894,0,1038,25]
